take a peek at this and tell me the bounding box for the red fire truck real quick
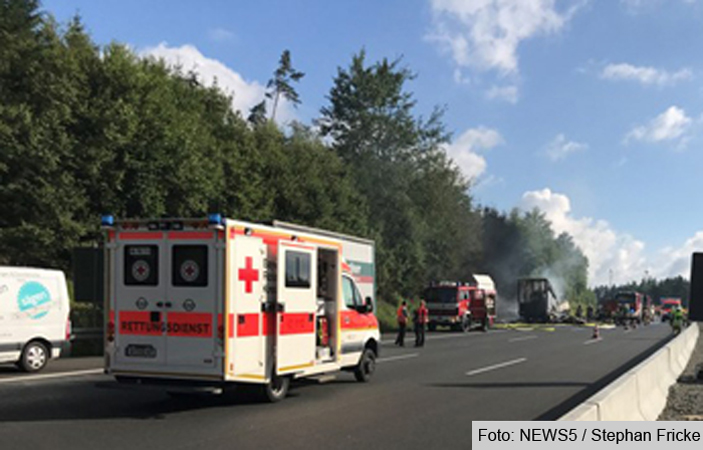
[424,275,497,332]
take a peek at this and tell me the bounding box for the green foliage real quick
[319,50,480,302]
[0,2,600,321]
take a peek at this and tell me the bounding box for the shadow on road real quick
[427,381,590,389]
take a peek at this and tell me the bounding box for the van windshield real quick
[424,287,458,304]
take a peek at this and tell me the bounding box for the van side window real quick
[124,245,159,286]
[342,276,357,308]
[172,245,208,287]
[285,251,311,288]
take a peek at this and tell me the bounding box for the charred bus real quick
[517,278,558,323]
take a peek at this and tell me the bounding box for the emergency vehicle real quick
[0,267,71,372]
[424,274,497,332]
[660,297,682,322]
[102,215,379,402]
[614,291,646,325]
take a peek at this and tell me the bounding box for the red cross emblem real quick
[132,260,150,281]
[238,256,259,294]
[180,260,199,282]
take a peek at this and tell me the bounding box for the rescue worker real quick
[414,300,429,347]
[671,306,684,335]
[395,300,408,346]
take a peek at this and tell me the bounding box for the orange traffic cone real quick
[592,324,600,339]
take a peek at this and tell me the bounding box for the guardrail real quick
[559,323,699,421]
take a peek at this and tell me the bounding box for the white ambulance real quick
[102,215,380,401]
[0,267,71,372]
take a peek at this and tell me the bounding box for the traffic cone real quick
[592,324,600,339]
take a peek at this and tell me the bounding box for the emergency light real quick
[208,213,223,225]
[101,215,114,226]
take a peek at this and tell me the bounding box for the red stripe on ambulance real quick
[118,231,163,240]
[167,231,214,240]
[279,312,315,335]
[166,312,213,338]
[236,313,260,337]
[119,311,162,336]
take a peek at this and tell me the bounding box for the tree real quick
[247,100,267,126]
[266,49,304,121]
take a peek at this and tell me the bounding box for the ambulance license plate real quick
[125,344,157,358]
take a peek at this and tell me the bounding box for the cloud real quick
[655,232,703,280]
[520,188,647,286]
[427,0,585,75]
[140,43,295,123]
[621,0,696,12]
[545,134,588,161]
[207,28,236,42]
[624,106,693,147]
[485,85,519,103]
[444,126,504,180]
[601,63,693,87]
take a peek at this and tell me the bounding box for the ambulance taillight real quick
[107,319,115,343]
[65,319,72,341]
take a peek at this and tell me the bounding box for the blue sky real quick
[43,0,703,285]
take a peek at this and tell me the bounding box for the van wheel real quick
[354,348,376,382]
[261,374,290,403]
[20,341,49,373]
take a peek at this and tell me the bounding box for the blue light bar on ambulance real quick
[208,213,223,226]
[101,215,114,226]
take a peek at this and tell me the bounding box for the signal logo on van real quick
[17,281,51,320]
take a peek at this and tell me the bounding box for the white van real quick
[0,267,71,372]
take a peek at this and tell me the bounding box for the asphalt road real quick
[0,323,671,450]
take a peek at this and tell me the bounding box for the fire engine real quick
[101,215,379,402]
[613,291,648,325]
[424,274,497,332]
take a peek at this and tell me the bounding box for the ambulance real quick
[102,215,380,401]
[0,267,71,372]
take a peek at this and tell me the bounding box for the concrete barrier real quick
[560,323,699,421]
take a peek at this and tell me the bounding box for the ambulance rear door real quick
[227,235,267,379]
[276,242,317,375]
[113,232,167,367]
[164,231,221,372]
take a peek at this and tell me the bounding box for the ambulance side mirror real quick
[363,297,373,314]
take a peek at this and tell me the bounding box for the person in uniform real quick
[395,300,408,346]
[414,300,429,347]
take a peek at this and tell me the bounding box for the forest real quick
[2,0,602,327]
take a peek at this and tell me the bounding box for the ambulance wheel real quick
[354,348,376,382]
[19,341,49,373]
[262,374,290,403]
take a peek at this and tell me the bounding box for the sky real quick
[43,0,703,286]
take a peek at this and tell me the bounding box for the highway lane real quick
[0,323,671,450]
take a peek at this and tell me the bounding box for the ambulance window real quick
[285,251,310,288]
[172,245,208,287]
[342,276,357,308]
[124,245,159,286]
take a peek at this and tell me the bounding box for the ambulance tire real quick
[261,374,290,403]
[19,341,49,373]
[354,348,376,383]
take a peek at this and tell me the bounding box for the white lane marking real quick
[466,357,527,376]
[381,330,506,345]
[376,353,419,364]
[0,368,103,385]
[509,335,537,343]
[584,338,602,345]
